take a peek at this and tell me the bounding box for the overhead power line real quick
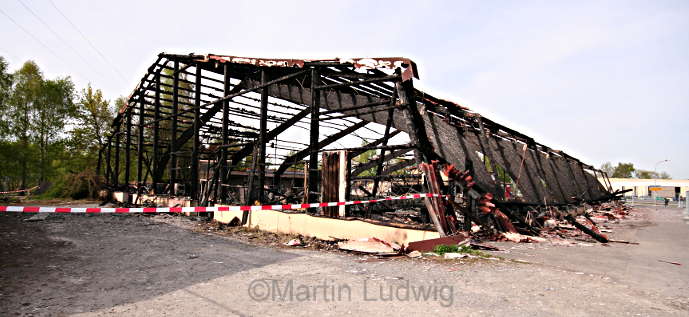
[0,6,62,60]
[48,0,127,83]
[17,0,103,82]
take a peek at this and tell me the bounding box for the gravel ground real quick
[1,204,688,316]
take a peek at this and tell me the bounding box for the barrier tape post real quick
[0,193,445,214]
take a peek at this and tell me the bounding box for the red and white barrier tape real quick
[0,186,39,194]
[0,193,444,213]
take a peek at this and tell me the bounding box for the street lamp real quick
[653,159,670,205]
[654,159,670,183]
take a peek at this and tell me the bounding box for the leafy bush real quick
[39,169,100,199]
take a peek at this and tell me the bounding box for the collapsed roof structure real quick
[100,52,618,236]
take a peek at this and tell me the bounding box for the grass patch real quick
[432,244,492,258]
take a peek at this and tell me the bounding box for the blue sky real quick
[1,0,687,177]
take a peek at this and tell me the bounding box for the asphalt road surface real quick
[1,205,687,316]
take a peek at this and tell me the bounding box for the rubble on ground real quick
[174,200,636,262]
[337,237,401,255]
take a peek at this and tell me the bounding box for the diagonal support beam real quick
[229,107,311,166]
[273,121,369,186]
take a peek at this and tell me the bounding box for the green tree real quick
[0,57,117,196]
[35,77,75,182]
[611,162,635,178]
[635,169,656,179]
[0,57,12,136]
[353,142,377,176]
[70,85,114,167]
[7,61,43,188]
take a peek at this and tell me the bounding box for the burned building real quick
[100,53,618,236]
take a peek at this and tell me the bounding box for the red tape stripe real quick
[0,193,445,213]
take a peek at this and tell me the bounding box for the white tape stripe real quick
[1,193,445,213]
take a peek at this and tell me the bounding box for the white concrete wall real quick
[600,178,689,198]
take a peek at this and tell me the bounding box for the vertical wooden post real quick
[257,69,269,203]
[345,152,352,202]
[169,60,179,194]
[308,67,320,203]
[372,108,395,196]
[190,64,201,201]
[321,151,339,217]
[152,73,160,190]
[124,108,132,186]
[303,162,309,203]
[114,125,120,187]
[137,92,145,185]
[338,150,348,217]
[219,63,231,199]
[105,139,111,183]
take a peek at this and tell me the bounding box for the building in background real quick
[602,178,689,200]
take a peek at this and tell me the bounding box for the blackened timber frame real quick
[102,52,612,213]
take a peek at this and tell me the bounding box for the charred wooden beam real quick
[372,108,395,196]
[136,92,145,185]
[256,69,269,203]
[220,63,231,190]
[124,108,132,186]
[320,105,397,121]
[113,126,121,187]
[395,75,439,163]
[307,67,321,203]
[169,60,179,193]
[565,215,609,243]
[319,99,390,115]
[315,74,399,90]
[190,65,202,200]
[105,138,111,183]
[152,73,161,187]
